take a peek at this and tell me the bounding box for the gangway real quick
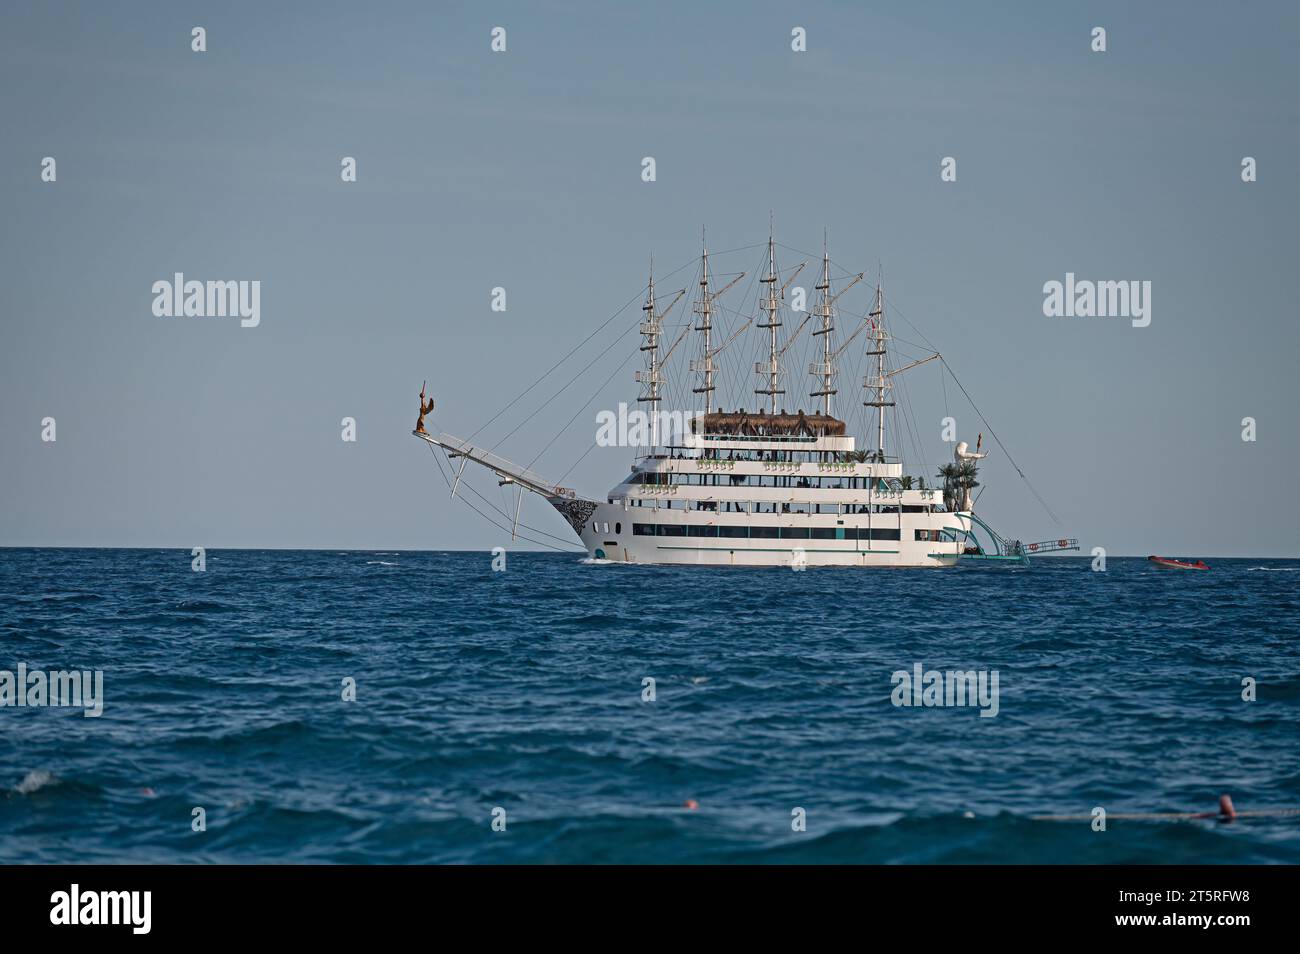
[959,513,1079,566]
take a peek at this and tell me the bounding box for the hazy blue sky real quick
[2,1,1297,555]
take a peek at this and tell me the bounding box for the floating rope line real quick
[1030,795,1300,824]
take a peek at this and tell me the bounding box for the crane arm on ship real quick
[707,272,746,304]
[780,261,808,297]
[885,353,940,377]
[778,313,814,356]
[708,318,753,358]
[658,324,692,365]
[825,272,865,309]
[652,288,686,320]
[829,316,874,359]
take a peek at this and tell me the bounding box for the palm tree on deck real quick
[937,461,982,510]
[954,460,981,511]
[936,462,960,510]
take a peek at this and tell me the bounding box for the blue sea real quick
[1,548,1297,864]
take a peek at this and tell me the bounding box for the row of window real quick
[631,473,916,491]
[624,499,940,514]
[631,524,904,541]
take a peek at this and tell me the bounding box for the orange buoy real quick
[684,799,699,810]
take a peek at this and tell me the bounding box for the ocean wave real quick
[11,770,58,795]
[175,599,239,613]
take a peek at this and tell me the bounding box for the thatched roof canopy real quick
[694,409,846,437]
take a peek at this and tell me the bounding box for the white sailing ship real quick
[415,231,1075,568]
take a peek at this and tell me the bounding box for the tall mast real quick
[635,259,662,448]
[863,281,894,456]
[690,236,716,415]
[755,226,784,413]
[809,232,835,416]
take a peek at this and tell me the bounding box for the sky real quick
[2,0,1297,556]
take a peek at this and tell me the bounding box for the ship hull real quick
[574,502,967,568]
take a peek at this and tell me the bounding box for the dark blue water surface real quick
[1,548,1297,864]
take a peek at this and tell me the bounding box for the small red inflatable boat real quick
[1147,555,1209,570]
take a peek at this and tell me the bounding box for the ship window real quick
[751,526,779,539]
[718,526,749,538]
[615,522,621,534]
[687,525,718,537]
[781,526,810,539]
[810,528,838,540]
[656,525,686,536]
[633,523,655,536]
[868,528,901,541]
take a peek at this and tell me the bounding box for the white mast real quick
[808,237,863,421]
[637,260,687,449]
[809,233,835,416]
[691,236,716,415]
[755,225,784,413]
[635,259,662,449]
[863,281,893,457]
[688,231,746,419]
